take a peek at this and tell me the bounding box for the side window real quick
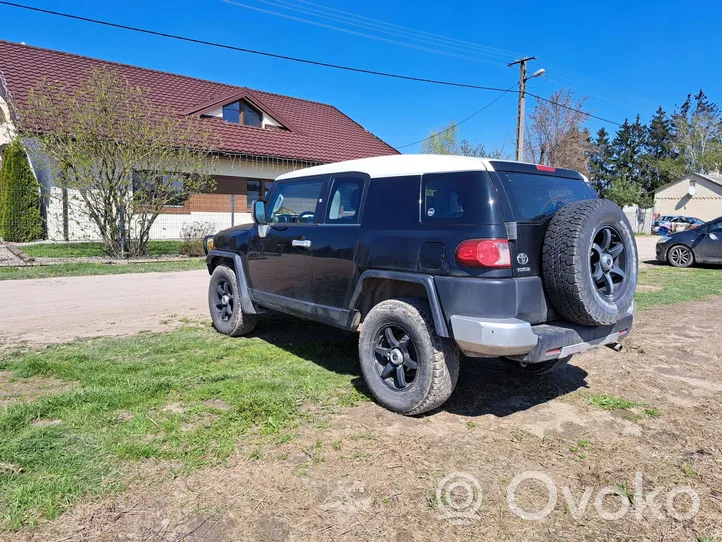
[709,222,722,233]
[424,177,465,220]
[267,179,323,224]
[326,176,364,223]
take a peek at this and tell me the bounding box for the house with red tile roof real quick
[0,40,398,240]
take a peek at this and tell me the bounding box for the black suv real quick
[204,155,637,415]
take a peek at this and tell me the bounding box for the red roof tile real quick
[0,40,399,164]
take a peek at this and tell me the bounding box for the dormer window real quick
[222,100,262,127]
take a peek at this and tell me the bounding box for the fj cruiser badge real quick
[517,252,529,265]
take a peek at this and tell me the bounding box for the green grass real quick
[0,317,364,529]
[0,259,205,281]
[585,393,641,410]
[635,266,722,309]
[19,241,184,259]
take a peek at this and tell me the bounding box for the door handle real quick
[292,239,312,248]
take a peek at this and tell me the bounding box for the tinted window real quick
[496,172,597,223]
[222,101,240,123]
[422,171,498,225]
[709,221,722,233]
[362,175,421,229]
[327,176,364,223]
[243,102,262,127]
[268,180,323,224]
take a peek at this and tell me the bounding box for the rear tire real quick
[208,264,257,336]
[358,298,459,416]
[502,355,572,376]
[667,244,694,268]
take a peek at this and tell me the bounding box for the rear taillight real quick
[455,239,511,268]
[536,165,556,172]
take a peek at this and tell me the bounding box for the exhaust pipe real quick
[606,342,623,352]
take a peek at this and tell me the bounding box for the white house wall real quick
[0,95,16,149]
[44,156,304,241]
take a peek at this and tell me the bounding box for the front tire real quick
[667,244,694,268]
[359,298,459,416]
[208,264,257,336]
[502,356,572,376]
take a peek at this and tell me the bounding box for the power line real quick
[395,83,519,150]
[223,0,513,65]
[527,92,622,126]
[0,1,512,92]
[0,1,623,127]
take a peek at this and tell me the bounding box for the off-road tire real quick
[209,264,257,336]
[667,244,694,268]
[359,298,459,416]
[502,355,572,376]
[542,199,638,326]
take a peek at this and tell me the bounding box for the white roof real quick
[276,154,497,181]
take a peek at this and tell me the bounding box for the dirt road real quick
[1,270,209,346]
[635,234,660,263]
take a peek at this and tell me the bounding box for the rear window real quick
[496,172,597,223]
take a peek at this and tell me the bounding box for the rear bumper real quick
[450,303,635,363]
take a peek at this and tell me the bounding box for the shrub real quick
[0,139,43,242]
[179,220,216,257]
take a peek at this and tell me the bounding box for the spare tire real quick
[542,199,638,326]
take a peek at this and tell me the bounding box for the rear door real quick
[695,220,722,263]
[247,177,326,316]
[488,162,598,278]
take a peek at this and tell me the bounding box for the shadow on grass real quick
[251,312,589,419]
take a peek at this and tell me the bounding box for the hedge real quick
[0,139,43,242]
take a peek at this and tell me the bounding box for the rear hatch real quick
[487,161,598,279]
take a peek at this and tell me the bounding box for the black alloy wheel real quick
[374,325,418,391]
[590,226,627,297]
[214,278,235,321]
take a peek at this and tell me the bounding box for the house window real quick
[247,179,274,210]
[222,100,263,127]
[132,171,186,207]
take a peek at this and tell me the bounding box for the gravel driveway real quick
[1,270,209,346]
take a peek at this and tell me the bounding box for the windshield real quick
[496,171,597,223]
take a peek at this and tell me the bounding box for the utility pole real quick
[508,56,536,162]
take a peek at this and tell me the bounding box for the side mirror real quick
[252,199,267,224]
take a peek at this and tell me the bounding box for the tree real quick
[22,67,216,257]
[606,116,652,207]
[671,90,722,173]
[612,116,648,185]
[645,106,680,191]
[586,127,615,193]
[420,122,507,158]
[0,139,43,242]
[524,89,591,175]
[605,177,651,208]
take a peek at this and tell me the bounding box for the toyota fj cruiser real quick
[204,155,637,415]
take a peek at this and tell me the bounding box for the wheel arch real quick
[206,249,256,314]
[349,270,449,337]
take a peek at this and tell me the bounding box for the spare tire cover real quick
[542,199,638,326]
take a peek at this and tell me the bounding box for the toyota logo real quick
[517,253,529,265]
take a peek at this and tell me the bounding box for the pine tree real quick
[0,139,43,242]
[606,116,650,207]
[587,127,615,194]
[644,107,680,191]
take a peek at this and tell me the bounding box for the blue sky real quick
[1,0,721,153]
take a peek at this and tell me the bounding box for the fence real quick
[0,188,255,257]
